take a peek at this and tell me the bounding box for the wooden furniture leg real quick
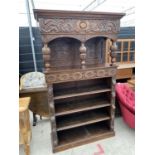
[19,97,31,155]
[20,115,30,155]
[33,112,37,126]
[24,144,30,155]
[40,115,42,120]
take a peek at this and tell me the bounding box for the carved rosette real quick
[42,44,51,72]
[48,85,58,146]
[72,72,83,80]
[58,74,70,81]
[84,71,96,79]
[79,42,87,68]
[110,39,117,66]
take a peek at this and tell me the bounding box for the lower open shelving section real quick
[54,121,114,152]
[51,77,115,152]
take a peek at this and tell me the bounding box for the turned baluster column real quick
[79,42,87,68]
[42,43,51,72]
[110,39,117,66]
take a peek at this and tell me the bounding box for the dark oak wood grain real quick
[55,97,111,116]
[34,9,124,152]
[53,78,111,99]
[19,88,49,117]
[56,122,114,152]
[54,87,111,100]
[57,111,110,131]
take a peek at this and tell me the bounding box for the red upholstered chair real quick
[115,83,135,128]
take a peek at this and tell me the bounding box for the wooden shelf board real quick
[55,98,110,116]
[57,111,110,131]
[54,125,114,152]
[54,86,111,100]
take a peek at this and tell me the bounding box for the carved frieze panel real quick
[39,18,120,35]
[46,67,117,84]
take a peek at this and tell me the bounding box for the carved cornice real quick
[34,9,125,20]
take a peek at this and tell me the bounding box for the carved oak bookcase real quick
[34,9,124,152]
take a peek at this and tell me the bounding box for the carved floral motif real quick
[72,72,83,80]
[39,18,120,34]
[58,74,69,81]
[84,71,96,79]
[46,68,116,84]
[96,70,105,77]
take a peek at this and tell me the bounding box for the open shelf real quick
[53,86,111,100]
[54,121,114,152]
[53,78,111,100]
[55,93,111,116]
[56,107,110,131]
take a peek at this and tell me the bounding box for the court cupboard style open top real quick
[34,9,125,152]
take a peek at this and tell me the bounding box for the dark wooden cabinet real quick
[34,9,124,152]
